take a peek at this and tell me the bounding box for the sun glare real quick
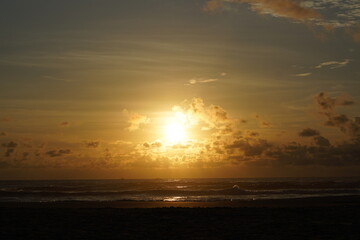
[164,122,187,143]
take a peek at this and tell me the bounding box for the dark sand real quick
[1,196,360,240]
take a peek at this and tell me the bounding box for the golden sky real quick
[1,0,360,179]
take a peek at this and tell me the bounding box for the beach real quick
[1,196,360,240]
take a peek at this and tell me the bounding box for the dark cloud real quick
[261,141,360,167]
[255,115,271,128]
[315,92,354,111]
[2,141,18,148]
[247,131,259,137]
[314,136,330,147]
[59,122,70,127]
[45,149,71,157]
[143,141,162,148]
[5,148,15,157]
[226,138,271,157]
[315,92,359,137]
[298,128,320,137]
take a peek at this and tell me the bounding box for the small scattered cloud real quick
[314,135,330,147]
[187,78,218,85]
[85,141,100,148]
[315,59,351,69]
[5,148,15,157]
[59,121,70,127]
[143,141,162,148]
[45,149,72,157]
[2,141,18,148]
[255,115,271,128]
[315,92,359,138]
[123,109,150,131]
[315,92,354,111]
[295,72,312,77]
[298,128,320,137]
[113,140,133,145]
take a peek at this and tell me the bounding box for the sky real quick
[1,0,360,179]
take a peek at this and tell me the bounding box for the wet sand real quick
[1,196,360,240]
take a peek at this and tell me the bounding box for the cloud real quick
[123,109,150,131]
[315,59,351,69]
[187,78,218,85]
[315,92,359,138]
[226,138,271,157]
[45,149,72,157]
[299,128,320,137]
[204,1,360,42]
[315,92,354,111]
[2,141,18,148]
[295,72,312,77]
[262,141,360,166]
[1,141,18,158]
[255,115,271,128]
[4,148,15,157]
[313,135,330,147]
[85,141,100,148]
[1,92,359,170]
[59,121,70,127]
[143,141,162,148]
[204,0,321,21]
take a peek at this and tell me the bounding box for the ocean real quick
[0,177,359,203]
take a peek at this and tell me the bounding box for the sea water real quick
[0,177,359,202]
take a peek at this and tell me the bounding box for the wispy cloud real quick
[298,128,320,137]
[204,0,321,21]
[315,59,351,69]
[295,72,312,77]
[204,0,360,42]
[186,78,218,85]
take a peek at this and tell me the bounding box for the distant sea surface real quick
[0,178,359,203]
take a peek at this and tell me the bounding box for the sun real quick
[164,122,187,143]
